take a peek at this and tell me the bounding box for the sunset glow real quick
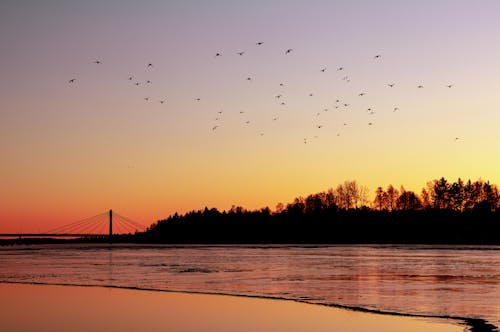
[1,1,500,232]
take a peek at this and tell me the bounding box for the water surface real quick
[1,244,499,327]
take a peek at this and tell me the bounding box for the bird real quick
[374,54,381,59]
[147,63,153,68]
[159,100,166,104]
[337,67,344,71]
[195,98,201,101]
[393,107,399,112]
[273,117,278,121]
[275,94,282,99]
[93,60,101,64]
[237,51,245,56]
[239,111,245,114]
[280,102,286,105]
[128,76,133,80]
[417,85,424,88]
[134,82,141,86]
[245,121,250,124]
[368,122,373,126]
[146,80,152,84]
[359,92,366,96]
[215,52,222,57]
[343,103,349,107]
[316,125,323,129]
[246,77,252,81]
[320,68,327,72]
[212,125,219,131]
[285,48,293,54]
[446,84,454,88]
[68,78,76,83]
[260,132,264,136]
[144,97,150,101]
[256,41,264,45]
[454,137,460,141]
[309,93,313,97]
[388,83,395,88]
[217,110,223,114]
[279,83,284,87]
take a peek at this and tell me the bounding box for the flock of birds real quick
[68,41,458,144]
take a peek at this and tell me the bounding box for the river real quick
[1,244,498,328]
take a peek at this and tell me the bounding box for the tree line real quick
[140,177,500,244]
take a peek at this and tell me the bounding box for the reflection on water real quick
[0,244,499,326]
[0,283,463,332]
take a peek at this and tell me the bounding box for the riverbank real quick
[0,283,464,332]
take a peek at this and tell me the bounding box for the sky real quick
[1,0,500,232]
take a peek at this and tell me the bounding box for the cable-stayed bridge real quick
[0,210,146,239]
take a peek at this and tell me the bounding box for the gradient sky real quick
[1,0,500,232]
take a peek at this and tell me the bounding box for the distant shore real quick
[0,283,465,332]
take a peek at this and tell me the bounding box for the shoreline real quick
[0,281,482,332]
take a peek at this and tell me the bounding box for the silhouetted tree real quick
[373,187,385,211]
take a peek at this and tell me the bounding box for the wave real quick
[1,280,497,332]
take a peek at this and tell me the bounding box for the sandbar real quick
[0,283,464,332]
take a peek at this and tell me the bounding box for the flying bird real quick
[237,51,245,56]
[159,100,165,104]
[93,60,101,64]
[144,97,150,101]
[393,107,399,112]
[320,68,327,72]
[358,92,366,96]
[368,122,373,126]
[446,84,454,88]
[279,83,284,87]
[215,52,222,57]
[285,48,293,54]
[316,125,323,129]
[374,54,381,59]
[388,83,395,88]
[337,67,344,71]
[146,80,152,84]
[128,76,133,80]
[256,41,264,45]
[246,77,252,81]
[309,93,313,97]
[417,85,424,88]
[147,63,153,68]
[212,125,219,131]
[68,79,76,83]
[195,98,201,101]
[135,82,141,86]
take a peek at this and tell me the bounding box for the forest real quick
[140,177,500,244]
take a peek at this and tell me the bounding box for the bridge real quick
[0,210,146,240]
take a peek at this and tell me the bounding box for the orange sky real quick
[1,1,500,232]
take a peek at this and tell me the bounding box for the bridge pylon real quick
[109,209,113,242]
